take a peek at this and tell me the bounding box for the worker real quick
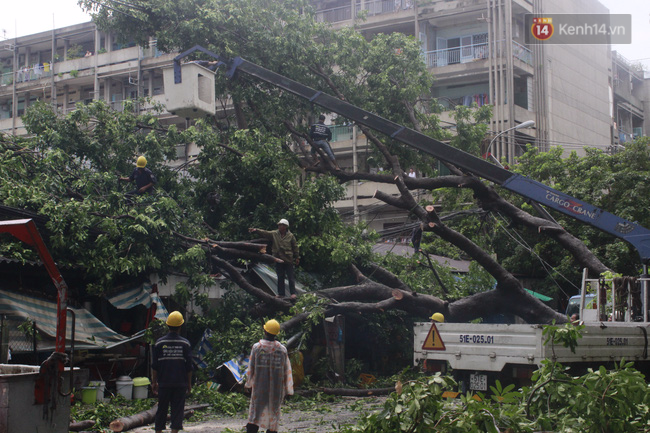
[430,312,445,323]
[119,155,157,195]
[245,319,294,433]
[152,311,194,433]
[411,223,423,253]
[309,114,340,170]
[249,219,299,298]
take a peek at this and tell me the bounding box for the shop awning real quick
[0,289,143,351]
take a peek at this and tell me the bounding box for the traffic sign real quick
[421,323,446,350]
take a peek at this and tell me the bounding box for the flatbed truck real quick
[414,271,650,391]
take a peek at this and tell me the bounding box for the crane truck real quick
[165,46,650,391]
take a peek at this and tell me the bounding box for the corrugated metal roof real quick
[372,243,470,272]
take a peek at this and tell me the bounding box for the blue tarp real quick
[193,329,249,385]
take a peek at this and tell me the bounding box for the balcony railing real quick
[1,67,54,85]
[512,41,532,65]
[315,0,414,23]
[356,0,414,17]
[315,4,352,23]
[423,40,532,68]
[330,124,354,142]
[0,72,13,86]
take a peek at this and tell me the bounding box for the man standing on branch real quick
[309,114,340,170]
[245,319,294,433]
[119,155,157,195]
[249,219,299,298]
[151,311,194,433]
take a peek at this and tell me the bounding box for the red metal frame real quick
[0,219,68,354]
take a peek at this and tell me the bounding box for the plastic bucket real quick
[115,376,133,400]
[81,387,97,404]
[132,377,150,399]
[88,381,106,401]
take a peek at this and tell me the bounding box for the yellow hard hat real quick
[136,156,147,168]
[166,311,184,327]
[430,312,445,323]
[263,319,281,335]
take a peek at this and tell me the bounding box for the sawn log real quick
[109,404,210,432]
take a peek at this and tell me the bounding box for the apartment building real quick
[0,23,187,137]
[612,50,649,146]
[313,0,646,160]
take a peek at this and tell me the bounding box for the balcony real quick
[2,66,53,85]
[330,124,354,142]
[424,40,531,68]
[315,0,414,24]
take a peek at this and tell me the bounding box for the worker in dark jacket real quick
[119,155,157,195]
[249,219,299,298]
[309,115,340,170]
[152,311,194,433]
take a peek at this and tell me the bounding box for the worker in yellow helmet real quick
[245,319,294,433]
[430,312,445,323]
[151,311,194,433]
[119,155,157,196]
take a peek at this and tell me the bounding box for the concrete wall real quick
[542,0,613,155]
[643,78,650,137]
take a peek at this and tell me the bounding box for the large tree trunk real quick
[109,404,209,432]
[69,420,96,431]
[296,387,395,397]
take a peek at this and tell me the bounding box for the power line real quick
[492,212,579,297]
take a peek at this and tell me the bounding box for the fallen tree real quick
[3,0,641,361]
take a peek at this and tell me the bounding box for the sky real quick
[0,0,648,69]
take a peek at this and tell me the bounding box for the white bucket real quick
[132,377,150,399]
[88,381,106,401]
[115,376,133,400]
[133,385,148,399]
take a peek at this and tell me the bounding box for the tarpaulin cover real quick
[193,329,214,370]
[107,283,168,320]
[0,289,142,350]
[193,329,249,384]
[223,354,249,383]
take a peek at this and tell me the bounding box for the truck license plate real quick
[469,374,487,391]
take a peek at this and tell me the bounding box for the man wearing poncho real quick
[245,319,294,433]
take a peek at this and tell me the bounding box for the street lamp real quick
[486,120,535,166]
